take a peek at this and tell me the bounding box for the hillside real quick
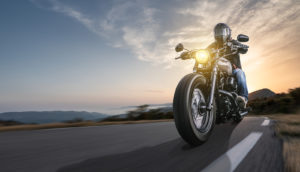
[103,105,173,121]
[248,88,276,101]
[0,111,108,124]
[248,87,300,114]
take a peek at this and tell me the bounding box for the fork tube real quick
[207,65,218,111]
[193,62,198,73]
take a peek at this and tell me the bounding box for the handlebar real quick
[174,42,249,60]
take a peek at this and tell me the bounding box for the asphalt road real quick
[0,117,283,172]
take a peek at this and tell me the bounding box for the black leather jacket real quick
[206,39,247,69]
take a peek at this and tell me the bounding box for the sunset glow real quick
[0,0,299,113]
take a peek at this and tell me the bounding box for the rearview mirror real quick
[237,34,249,42]
[175,43,184,52]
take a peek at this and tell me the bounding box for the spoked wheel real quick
[191,88,213,132]
[173,73,216,146]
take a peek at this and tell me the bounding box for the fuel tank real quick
[217,57,232,75]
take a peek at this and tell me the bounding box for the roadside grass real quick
[266,113,300,172]
[0,119,173,132]
[283,139,300,172]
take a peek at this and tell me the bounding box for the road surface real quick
[0,117,283,172]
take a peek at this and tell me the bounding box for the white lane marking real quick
[202,132,263,172]
[261,118,270,126]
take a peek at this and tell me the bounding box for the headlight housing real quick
[195,50,209,64]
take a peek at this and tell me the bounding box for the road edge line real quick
[202,132,263,172]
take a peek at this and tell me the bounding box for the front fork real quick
[207,64,218,111]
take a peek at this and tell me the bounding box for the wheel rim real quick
[191,88,212,132]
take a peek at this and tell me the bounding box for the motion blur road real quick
[0,117,283,172]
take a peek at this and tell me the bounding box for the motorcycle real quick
[173,34,250,146]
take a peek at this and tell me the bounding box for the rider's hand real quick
[233,64,237,69]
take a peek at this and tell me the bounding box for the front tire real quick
[173,73,216,146]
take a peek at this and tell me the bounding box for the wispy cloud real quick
[31,0,300,70]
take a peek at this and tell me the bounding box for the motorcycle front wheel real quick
[173,73,216,146]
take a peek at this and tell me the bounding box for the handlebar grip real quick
[237,43,249,49]
[240,44,249,48]
[175,51,190,60]
[232,44,249,49]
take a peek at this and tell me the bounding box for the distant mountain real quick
[117,103,172,112]
[104,104,173,121]
[0,111,108,124]
[248,88,276,101]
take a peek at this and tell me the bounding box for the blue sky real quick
[0,0,299,113]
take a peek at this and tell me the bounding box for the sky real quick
[0,0,299,113]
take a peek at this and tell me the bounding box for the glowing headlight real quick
[195,50,209,64]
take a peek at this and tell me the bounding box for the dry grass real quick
[283,139,300,172]
[0,119,173,132]
[267,114,300,172]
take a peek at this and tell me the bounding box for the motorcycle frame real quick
[193,47,241,115]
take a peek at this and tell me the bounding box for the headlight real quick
[195,50,209,64]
